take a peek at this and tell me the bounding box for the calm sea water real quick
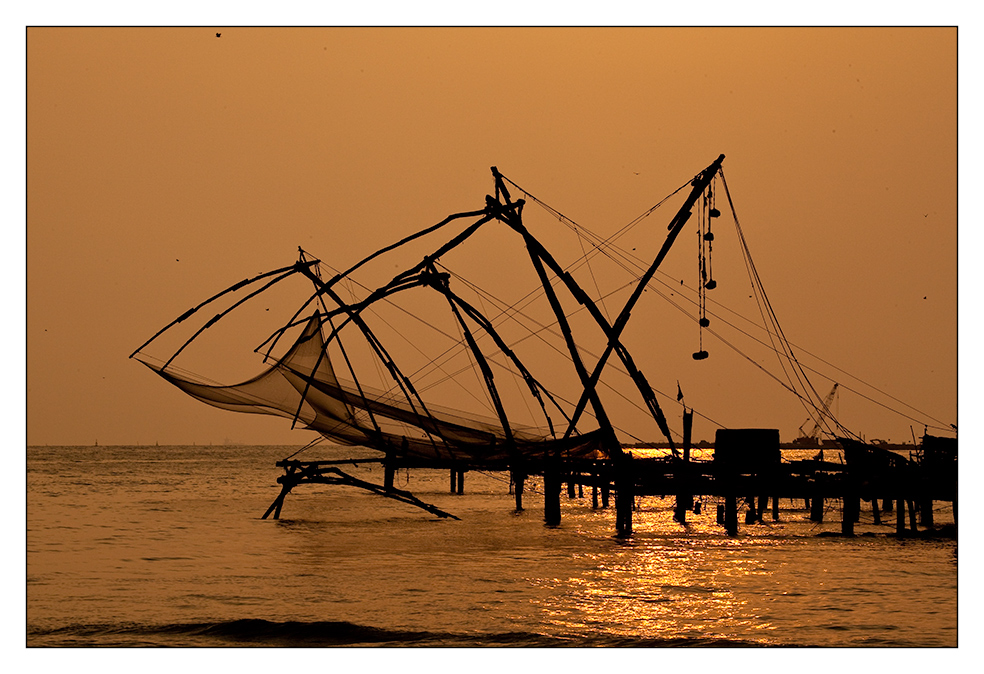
[27,444,957,647]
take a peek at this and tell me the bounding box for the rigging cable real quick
[719,170,859,441]
[502,175,948,435]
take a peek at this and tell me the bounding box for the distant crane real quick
[797,383,839,443]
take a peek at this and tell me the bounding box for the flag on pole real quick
[676,380,684,402]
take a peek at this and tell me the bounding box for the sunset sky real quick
[25,27,960,447]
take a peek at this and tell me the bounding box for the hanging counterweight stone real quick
[692,350,709,360]
[704,280,717,290]
[699,317,710,327]
[703,231,715,241]
[709,208,721,218]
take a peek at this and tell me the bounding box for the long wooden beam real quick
[561,155,725,440]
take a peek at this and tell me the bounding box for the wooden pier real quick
[262,430,956,538]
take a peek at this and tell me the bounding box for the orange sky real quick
[26,27,957,446]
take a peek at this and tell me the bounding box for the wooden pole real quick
[907,499,918,533]
[567,477,576,499]
[896,496,906,536]
[513,470,525,511]
[262,464,299,520]
[676,408,693,523]
[725,493,738,536]
[456,469,465,495]
[544,464,562,526]
[870,497,881,525]
[772,495,780,521]
[810,479,824,522]
[674,492,688,524]
[842,492,856,536]
[920,498,933,527]
[449,468,457,494]
[262,484,292,520]
[615,460,634,536]
[383,449,396,493]
[745,496,757,524]
[601,481,610,508]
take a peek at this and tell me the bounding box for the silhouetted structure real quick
[131,156,955,537]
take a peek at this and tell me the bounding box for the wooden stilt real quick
[907,499,918,533]
[757,495,768,523]
[262,464,299,520]
[544,465,561,526]
[513,471,525,511]
[725,493,738,536]
[567,477,576,499]
[871,497,881,525]
[601,482,610,509]
[804,496,810,510]
[674,407,694,524]
[810,481,824,522]
[716,503,725,524]
[592,484,599,509]
[383,449,395,493]
[449,468,457,494]
[674,495,688,524]
[615,461,634,536]
[842,492,857,536]
[772,495,780,521]
[920,499,933,527]
[883,497,893,512]
[456,469,465,495]
[676,408,693,524]
[262,484,293,520]
[745,496,756,524]
[578,482,583,498]
[896,496,906,536]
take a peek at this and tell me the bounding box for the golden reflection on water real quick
[528,496,783,644]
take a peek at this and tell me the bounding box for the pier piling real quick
[920,499,934,527]
[810,482,824,522]
[513,470,525,511]
[842,490,858,536]
[615,461,634,536]
[896,496,906,536]
[384,449,396,492]
[725,493,738,536]
[544,465,561,526]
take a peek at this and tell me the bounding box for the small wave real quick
[28,619,775,647]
